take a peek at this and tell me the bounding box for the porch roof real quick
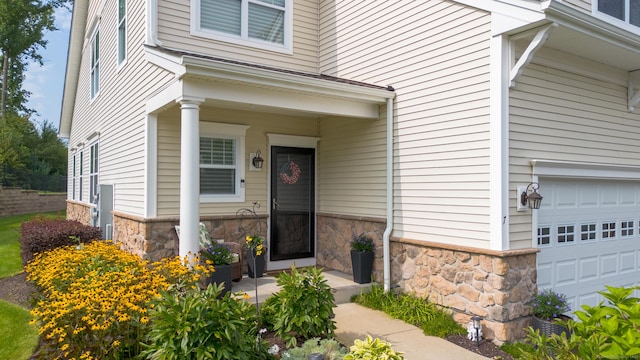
[145,46,395,119]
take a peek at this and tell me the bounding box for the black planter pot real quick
[351,250,374,284]
[246,251,265,278]
[207,264,233,297]
[531,315,570,338]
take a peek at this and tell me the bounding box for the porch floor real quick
[231,269,374,305]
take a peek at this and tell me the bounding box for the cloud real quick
[54,6,72,31]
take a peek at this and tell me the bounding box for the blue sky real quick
[23,7,72,132]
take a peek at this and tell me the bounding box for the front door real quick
[270,146,315,262]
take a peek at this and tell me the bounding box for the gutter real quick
[383,92,395,292]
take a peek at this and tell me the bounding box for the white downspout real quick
[383,96,394,292]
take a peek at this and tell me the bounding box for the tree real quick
[0,0,59,119]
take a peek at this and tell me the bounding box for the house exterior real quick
[59,0,640,342]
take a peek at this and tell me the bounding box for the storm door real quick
[270,146,315,261]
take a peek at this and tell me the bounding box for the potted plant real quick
[245,235,266,278]
[530,289,571,337]
[200,242,234,296]
[350,233,374,284]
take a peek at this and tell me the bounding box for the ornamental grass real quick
[25,241,209,360]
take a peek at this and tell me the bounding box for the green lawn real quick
[0,211,65,279]
[0,211,65,360]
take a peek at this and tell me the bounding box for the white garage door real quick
[537,178,640,314]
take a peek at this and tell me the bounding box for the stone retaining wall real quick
[391,238,538,343]
[0,187,66,217]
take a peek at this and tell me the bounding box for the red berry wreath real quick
[279,161,301,185]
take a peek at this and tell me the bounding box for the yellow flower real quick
[242,293,250,300]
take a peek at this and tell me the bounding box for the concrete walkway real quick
[334,303,489,360]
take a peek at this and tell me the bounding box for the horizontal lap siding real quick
[157,0,319,73]
[69,1,175,216]
[509,49,640,249]
[156,107,319,216]
[319,0,492,248]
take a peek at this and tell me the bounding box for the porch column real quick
[178,98,203,258]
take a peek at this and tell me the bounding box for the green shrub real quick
[351,285,465,338]
[20,217,101,265]
[282,338,348,360]
[143,283,272,360]
[521,285,640,360]
[261,265,336,347]
[343,336,404,360]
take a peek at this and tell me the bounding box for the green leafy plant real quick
[344,335,404,360]
[522,285,640,360]
[530,289,571,320]
[200,242,234,265]
[142,283,272,360]
[351,285,465,338]
[261,265,336,347]
[350,233,374,252]
[245,234,266,256]
[282,338,348,360]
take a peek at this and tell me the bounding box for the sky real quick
[23,6,73,132]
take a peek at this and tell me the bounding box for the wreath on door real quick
[279,161,301,185]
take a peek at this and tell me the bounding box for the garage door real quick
[537,178,640,314]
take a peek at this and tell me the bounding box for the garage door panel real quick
[537,179,640,316]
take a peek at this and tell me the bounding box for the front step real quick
[232,270,374,306]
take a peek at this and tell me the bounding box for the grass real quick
[0,211,65,279]
[0,211,65,360]
[351,285,466,338]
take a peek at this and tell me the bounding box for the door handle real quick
[273,198,279,210]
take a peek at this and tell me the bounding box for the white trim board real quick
[532,160,640,180]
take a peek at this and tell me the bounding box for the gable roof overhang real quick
[145,46,395,118]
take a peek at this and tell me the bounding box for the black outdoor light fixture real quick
[471,315,482,347]
[252,150,264,169]
[520,182,543,210]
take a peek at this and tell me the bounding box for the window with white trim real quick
[199,122,248,202]
[79,150,84,201]
[192,0,292,53]
[89,142,99,203]
[621,220,634,238]
[90,28,100,99]
[581,223,597,241]
[602,221,616,239]
[596,0,640,28]
[538,226,551,246]
[117,0,127,65]
[72,153,77,200]
[557,225,575,244]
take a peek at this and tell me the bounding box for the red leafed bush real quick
[20,217,102,265]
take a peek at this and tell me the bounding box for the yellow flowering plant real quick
[26,241,209,360]
[245,235,266,256]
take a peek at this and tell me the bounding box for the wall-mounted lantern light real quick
[518,182,543,211]
[251,150,264,170]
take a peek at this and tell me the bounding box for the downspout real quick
[383,94,394,292]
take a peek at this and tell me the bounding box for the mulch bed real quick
[0,273,514,359]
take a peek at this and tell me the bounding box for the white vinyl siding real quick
[157,0,317,73]
[509,46,640,249]
[319,1,492,248]
[68,0,175,215]
[156,107,318,216]
[117,0,126,65]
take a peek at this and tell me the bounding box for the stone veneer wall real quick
[391,238,538,343]
[66,200,91,225]
[316,213,386,282]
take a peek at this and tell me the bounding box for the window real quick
[557,225,575,244]
[117,0,126,65]
[79,151,84,201]
[90,29,100,99]
[602,221,616,239]
[192,0,292,53]
[89,143,99,203]
[621,220,634,237]
[72,154,77,200]
[597,0,640,28]
[199,122,248,202]
[581,223,597,241]
[538,226,551,246]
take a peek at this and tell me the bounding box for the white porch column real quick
[178,98,202,258]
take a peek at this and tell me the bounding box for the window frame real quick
[199,122,249,203]
[72,153,77,200]
[79,150,84,202]
[117,0,127,66]
[593,0,640,31]
[89,142,99,203]
[191,0,293,54]
[89,27,100,100]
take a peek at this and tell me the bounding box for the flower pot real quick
[531,315,570,338]
[206,264,233,297]
[246,250,265,278]
[351,250,374,284]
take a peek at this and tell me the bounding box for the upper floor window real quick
[117,0,127,65]
[597,0,640,28]
[191,0,292,53]
[90,28,100,100]
[199,122,249,202]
